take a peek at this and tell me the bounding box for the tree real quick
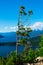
[0,57,5,65]
[38,47,43,57]
[24,49,36,64]
[39,35,43,47]
[6,51,16,65]
[38,35,43,57]
[16,6,33,63]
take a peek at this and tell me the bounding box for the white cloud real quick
[30,22,43,30]
[10,26,18,31]
[0,26,18,32]
[10,26,18,30]
[0,22,43,32]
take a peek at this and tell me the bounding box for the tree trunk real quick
[16,34,18,64]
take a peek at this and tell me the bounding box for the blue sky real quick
[0,0,43,32]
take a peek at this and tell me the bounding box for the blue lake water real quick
[0,45,39,57]
[0,32,40,57]
[0,45,24,57]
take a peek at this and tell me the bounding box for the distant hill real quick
[30,30,43,38]
[30,35,41,46]
[29,30,43,46]
[0,35,4,38]
[0,30,43,44]
[0,32,16,42]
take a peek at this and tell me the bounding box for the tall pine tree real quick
[16,6,33,63]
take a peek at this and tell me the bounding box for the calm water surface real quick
[0,45,24,57]
[0,45,39,57]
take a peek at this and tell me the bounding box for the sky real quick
[0,0,43,32]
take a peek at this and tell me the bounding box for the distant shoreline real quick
[0,42,16,46]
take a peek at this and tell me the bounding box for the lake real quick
[0,45,24,57]
[0,45,39,57]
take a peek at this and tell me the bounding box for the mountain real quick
[30,35,41,46]
[0,30,43,43]
[0,32,16,43]
[30,30,43,38]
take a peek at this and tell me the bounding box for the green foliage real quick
[24,49,36,63]
[20,6,27,16]
[6,51,23,64]
[6,51,16,65]
[30,36,41,46]
[20,6,25,9]
[17,6,33,46]
[16,6,33,64]
[16,31,21,35]
[38,35,43,57]
[28,10,33,16]
[26,27,32,32]
[39,35,43,47]
[35,50,39,58]
[0,57,5,65]
[38,47,43,57]
[6,61,14,65]
[24,32,29,36]
[18,54,23,63]
[19,27,25,30]
[19,38,27,44]
[7,51,16,62]
[0,49,40,64]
